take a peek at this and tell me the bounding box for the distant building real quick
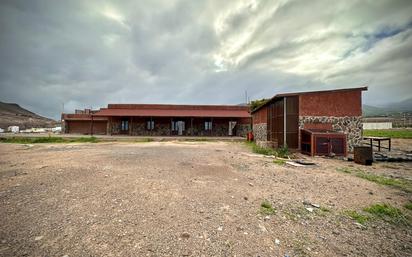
[62,104,251,137]
[251,87,367,153]
[7,126,19,133]
[363,117,393,130]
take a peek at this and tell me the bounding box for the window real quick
[205,121,212,131]
[147,120,155,130]
[121,120,129,131]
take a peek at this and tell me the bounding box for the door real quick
[120,119,129,134]
[228,121,237,136]
[177,121,185,136]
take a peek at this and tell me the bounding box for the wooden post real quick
[90,115,94,136]
[129,117,133,136]
[191,118,193,136]
[170,118,172,136]
[211,117,213,136]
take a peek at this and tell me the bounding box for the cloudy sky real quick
[1,0,411,119]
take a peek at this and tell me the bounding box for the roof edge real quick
[251,86,368,113]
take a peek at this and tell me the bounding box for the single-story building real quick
[62,104,251,137]
[363,117,393,130]
[251,87,367,153]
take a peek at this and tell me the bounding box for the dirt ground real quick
[0,140,411,257]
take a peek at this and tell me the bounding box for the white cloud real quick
[0,0,411,119]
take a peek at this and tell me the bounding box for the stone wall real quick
[253,123,268,147]
[299,116,362,152]
[236,124,250,137]
[109,120,249,137]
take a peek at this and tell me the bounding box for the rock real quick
[34,236,43,241]
[275,239,280,245]
[332,230,340,235]
[354,222,366,230]
[248,183,254,187]
[258,223,267,232]
[264,215,270,221]
[305,207,313,212]
[180,232,190,239]
[217,226,223,231]
[243,196,248,201]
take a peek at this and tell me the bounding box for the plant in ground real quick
[260,200,276,215]
[404,202,412,211]
[364,203,409,225]
[343,210,370,224]
[276,146,289,158]
[335,167,412,193]
[273,159,286,165]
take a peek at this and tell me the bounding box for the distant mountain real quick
[0,102,58,129]
[383,97,412,112]
[363,97,412,117]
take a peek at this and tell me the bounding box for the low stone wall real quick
[299,116,362,152]
[236,124,250,137]
[253,123,268,147]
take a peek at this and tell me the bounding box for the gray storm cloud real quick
[0,0,411,119]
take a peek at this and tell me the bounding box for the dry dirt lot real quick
[0,141,411,257]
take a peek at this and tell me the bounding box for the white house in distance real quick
[363,117,393,130]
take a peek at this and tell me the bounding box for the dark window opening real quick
[121,120,129,131]
[204,121,212,131]
[147,120,155,130]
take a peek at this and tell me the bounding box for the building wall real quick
[66,120,107,135]
[252,106,268,146]
[299,90,362,117]
[299,116,363,152]
[107,117,250,137]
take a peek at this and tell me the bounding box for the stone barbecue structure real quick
[251,87,367,153]
[62,104,251,137]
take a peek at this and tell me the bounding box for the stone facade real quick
[253,123,268,147]
[108,120,249,137]
[299,116,363,152]
[236,124,250,137]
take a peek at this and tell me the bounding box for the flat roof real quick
[251,86,368,113]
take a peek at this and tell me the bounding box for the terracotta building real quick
[62,104,251,137]
[251,87,367,153]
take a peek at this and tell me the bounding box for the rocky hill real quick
[0,102,58,130]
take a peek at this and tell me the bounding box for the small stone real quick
[305,207,313,212]
[34,236,43,241]
[311,203,320,208]
[248,183,254,187]
[180,232,190,239]
[217,226,223,231]
[275,239,280,245]
[354,222,366,230]
[264,215,270,221]
[1,240,6,244]
[368,191,373,195]
[332,230,340,235]
[243,196,248,201]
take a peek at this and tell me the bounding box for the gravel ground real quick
[0,141,411,257]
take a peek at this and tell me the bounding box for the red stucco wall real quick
[299,90,362,117]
